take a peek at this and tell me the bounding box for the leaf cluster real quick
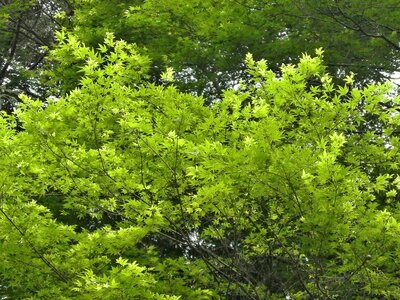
[2,36,400,299]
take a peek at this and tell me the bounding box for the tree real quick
[295,0,400,81]
[62,0,400,99]
[2,33,400,299]
[2,0,399,106]
[0,0,72,112]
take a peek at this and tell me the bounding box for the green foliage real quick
[2,35,400,299]
[65,0,400,98]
